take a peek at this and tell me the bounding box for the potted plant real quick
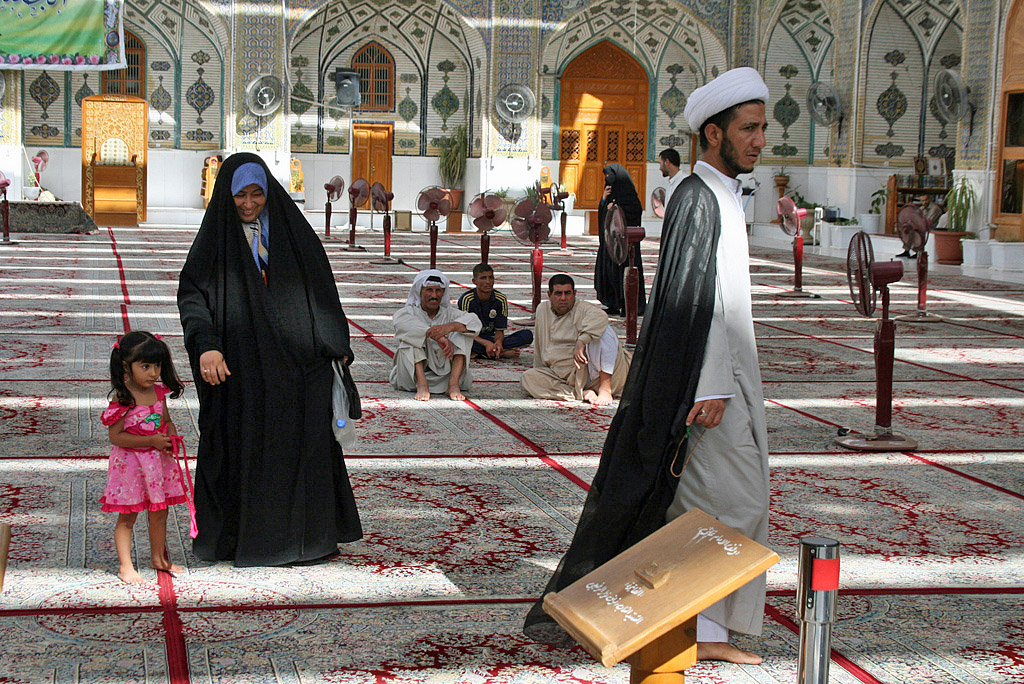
[858,186,887,233]
[439,123,468,209]
[934,176,977,265]
[773,167,790,195]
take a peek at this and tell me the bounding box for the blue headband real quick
[231,162,268,195]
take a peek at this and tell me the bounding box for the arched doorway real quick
[994,0,1024,240]
[559,41,648,233]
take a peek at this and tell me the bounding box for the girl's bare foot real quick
[118,567,146,585]
[697,642,763,664]
[150,559,183,573]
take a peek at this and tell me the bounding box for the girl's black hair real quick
[108,330,184,406]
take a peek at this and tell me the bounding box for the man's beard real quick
[721,134,754,176]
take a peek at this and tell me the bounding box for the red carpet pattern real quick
[1,225,1022,682]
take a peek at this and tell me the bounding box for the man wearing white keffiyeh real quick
[390,270,482,401]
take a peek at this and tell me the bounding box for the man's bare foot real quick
[414,385,431,401]
[447,386,465,401]
[118,567,146,585]
[583,389,614,406]
[697,642,763,664]
[500,348,521,358]
[150,559,183,573]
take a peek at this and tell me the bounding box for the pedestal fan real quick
[417,186,451,269]
[510,197,553,320]
[369,182,401,265]
[776,196,820,298]
[894,204,941,323]
[549,183,571,253]
[0,171,13,246]
[347,179,369,251]
[323,175,344,238]
[835,231,918,451]
[651,187,667,218]
[604,202,646,345]
[468,193,507,263]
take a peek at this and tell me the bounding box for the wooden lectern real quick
[543,508,778,683]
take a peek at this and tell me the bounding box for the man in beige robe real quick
[521,274,630,406]
[390,269,481,401]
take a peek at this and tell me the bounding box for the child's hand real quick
[150,432,173,455]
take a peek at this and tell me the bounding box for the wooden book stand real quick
[544,508,778,683]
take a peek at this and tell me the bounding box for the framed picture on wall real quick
[928,158,944,176]
[914,156,928,175]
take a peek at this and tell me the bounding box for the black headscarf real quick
[595,164,646,315]
[178,152,361,566]
[524,172,722,642]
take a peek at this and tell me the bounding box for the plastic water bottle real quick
[332,368,356,449]
[333,416,356,449]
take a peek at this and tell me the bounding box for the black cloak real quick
[524,172,722,642]
[177,152,362,567]
[595,163,647,316]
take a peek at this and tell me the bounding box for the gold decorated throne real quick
[81,95,148,226]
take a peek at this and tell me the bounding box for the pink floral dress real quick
[99,384,187,513]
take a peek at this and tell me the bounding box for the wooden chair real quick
[201,155,221,209]
[81,95,148,226]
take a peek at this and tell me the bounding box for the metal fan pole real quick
[531,243,543,312]
[625,248,639,345]
[778,234,820,298]
[481,232,490,264]
[325,200,332,238]
[430,222,438,269]
[1,187,12,245]
[560,210,568,250]
[384,212,392,257]
[896,250,942,323]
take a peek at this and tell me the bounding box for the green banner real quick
[0,0,125,70]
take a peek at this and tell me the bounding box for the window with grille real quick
[560,129,580,160]
[352,42,394,112]
[101,30,145,97]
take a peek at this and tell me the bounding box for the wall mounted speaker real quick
[333,70,361,107]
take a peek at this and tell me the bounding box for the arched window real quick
[352,42,395,112]
[101,30,146,96]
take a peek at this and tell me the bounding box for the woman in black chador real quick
[595,163,646,316]
[178,152,362,566]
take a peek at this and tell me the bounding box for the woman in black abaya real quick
[178,153,362,567]
[595,164,646,316]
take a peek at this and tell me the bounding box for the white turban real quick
[406,269,451,308]
[684,67,770,133]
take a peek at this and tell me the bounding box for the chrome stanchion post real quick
[796,537,840,684]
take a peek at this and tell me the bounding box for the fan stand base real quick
[0,240,18,247]
[835,431,918,451]
[370,257,403,265]
[345,244,367,252]
[895,310,942,323]
[777,289,821,299]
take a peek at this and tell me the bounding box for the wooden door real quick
[559,41,648,233]
[352,123,393,191]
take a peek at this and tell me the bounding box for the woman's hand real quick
[199,350,230,385]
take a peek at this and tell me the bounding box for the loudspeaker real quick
[333,70,361,107]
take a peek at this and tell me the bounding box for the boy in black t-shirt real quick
[457,263,534,359]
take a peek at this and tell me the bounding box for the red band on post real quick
[811,558,840,591]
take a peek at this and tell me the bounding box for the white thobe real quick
[665,161,771,637]
[664,169,684,207]
[390,306,482,393]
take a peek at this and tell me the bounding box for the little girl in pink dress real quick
[101,331,188,584]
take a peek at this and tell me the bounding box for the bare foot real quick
[500,348,521,358]
[447,386,465,401]
[697,642,763,664]
[118,567,146,585]
[150,559,183,573]
[583,389,614,407]
[414,385,431,401]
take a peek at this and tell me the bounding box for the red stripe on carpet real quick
[120,303,130,333]
[763,603,884,684]
[461,398,546,455]
[906,453,1024,500]
[767,587,1024,597]
[346,318,394,357]
[156,570,191,684]
[765,398,846,429]
[107,227,132,306]
[540,455,591,491]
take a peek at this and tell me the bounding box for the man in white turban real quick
[523,66,774,663]
[390,270,481,401]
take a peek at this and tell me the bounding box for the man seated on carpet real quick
[390,269,481,401]
[457,263,534,360]
[521,274,631,407]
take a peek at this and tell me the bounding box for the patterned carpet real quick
[1,224,1022,683]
